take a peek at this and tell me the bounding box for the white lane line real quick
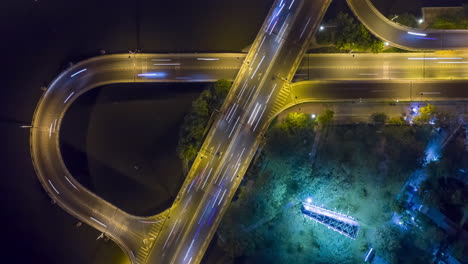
[253,107,267,132]
[299,17,311,39]
[438,61,468,64]
[153,63,181,66]
[218,189,227,206]
[64,175,79,191]
[90,217,107,228]
[227,104,239,123]
[163,219,180,249]
[219,167,230,186]
[213,188,222,208]
[244,85,257,109]
[236,147,246,165]
[48,180,60,194]
[251,55,266,79]
[49,123,53,138]
[198,203,210,224]
[52,119,57,132]
[228,116,240,138]
[250,104,262,125]
[201,167,213,189]
[266,83,277,104]
[197,58,219,61]
[70,68,87,78]
[247,103,260,124]
[258,36,266,50]
[64,92,75,103]
[237,81,248,99]
[184,239,195,261]
[231,163,241,182]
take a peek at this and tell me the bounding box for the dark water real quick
[60,83,205,216]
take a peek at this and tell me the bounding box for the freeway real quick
[346,0,468,51]
[146,0,331,263]
[30,51,468,263]
[31,52,468,264]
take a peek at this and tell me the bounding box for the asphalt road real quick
[31,52,468,264]
[146,0,331,263]
[347,0,468,51]
[29,15,468,264]
[30,51,468,263]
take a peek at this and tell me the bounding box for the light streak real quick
[70,68,87,78]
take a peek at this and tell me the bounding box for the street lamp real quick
[319,26,324,31]
[418,18,424,24]
[311,114,316,119]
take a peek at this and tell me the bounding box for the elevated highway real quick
[347,0,468,51]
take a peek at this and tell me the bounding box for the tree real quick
[213,79,231,107]
[393,13,418,28]
[317,109,334,126]
[413,104,435,125]
[278,112,313,134]
[388,116,405,125]
[371,112,388,124]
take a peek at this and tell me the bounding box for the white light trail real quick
[299,17,311,39]
[70,68,87,78]
[153,63,181,66]
[152,59,172,61]
[197,58,219,61]
[90,217,107,228]
[407,31,427,37]
[438,61,468,64]
[266,83,277,104]
[183,239,195,261]
[253,106,267,132]
[288,0,295,9]
[247,103,260,125]
[251,55,265,79]
[64,92,75,103]
[202,167,213,189]
[163,219,179,249]
[218,189,227,206]
[48,179,60,194]
[228,116,240,138]
[64,175,79,190]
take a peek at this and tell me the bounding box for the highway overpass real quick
[347,0,468,51]
[30,1,468,263]
[31,51,468,263]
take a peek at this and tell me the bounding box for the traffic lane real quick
[291,80,468,100]
[174,126,257,264]
[347,0,468,50]
[156,0,299,257]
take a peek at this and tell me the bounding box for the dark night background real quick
[1,0,467,263]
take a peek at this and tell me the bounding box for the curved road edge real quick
[346,0,468,51]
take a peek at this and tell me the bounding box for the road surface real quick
[31,51,468,263]
[347,0,468,51]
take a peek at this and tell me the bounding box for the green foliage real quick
[413,104,435,125]
[429,12,468,29]
[388,116,405,125]
[317,109,334,126]
[371,112,389,124]
[393,13,418,28]
[177,80,232,162]
[317,12,384,53]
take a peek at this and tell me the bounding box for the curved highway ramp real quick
[347,0,468,51]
